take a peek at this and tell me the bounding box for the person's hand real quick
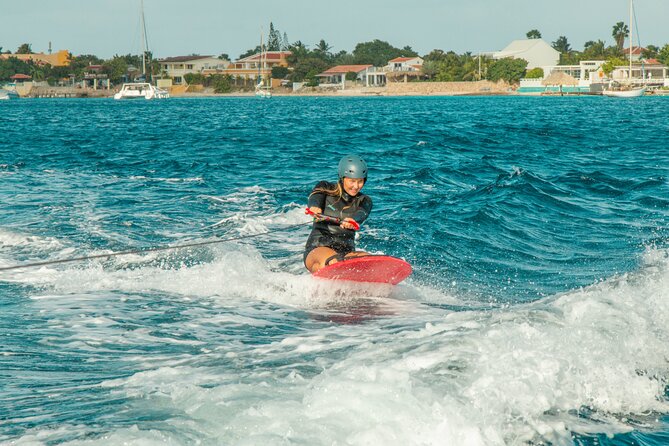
[340,218,358,230]
[309,206,323,215]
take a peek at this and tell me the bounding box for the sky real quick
[2,0,668,60]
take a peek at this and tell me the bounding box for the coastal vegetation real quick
[2,18,669,88]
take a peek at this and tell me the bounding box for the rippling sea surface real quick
[1,96,668,445]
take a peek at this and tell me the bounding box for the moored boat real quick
[602,87,646,98]
[113,83,169,100]
[0,88,20,100]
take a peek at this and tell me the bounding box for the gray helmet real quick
[338,154,368,180]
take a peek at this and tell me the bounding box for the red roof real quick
[389,57,414,63]
[623,46,645,55]
[318,65,373,75]
[10,73,31,80]
[159,55,214,63]
[237,51,291,63]
[645,58,662,65]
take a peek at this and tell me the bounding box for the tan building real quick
[0,50,71,67]
[158,55,230,85]
[224,51,291,83]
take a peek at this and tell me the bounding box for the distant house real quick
[363,57,424,86]
[0,50,71,67]
[493,39,559,69]
[387,56,423,72]
[159,56,230,85]
[622,46,645,62]
[82,65,110,90]
[316,65,374,88]
[224,51,291,83]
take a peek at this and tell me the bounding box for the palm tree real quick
[612,22,629,50]
[314,39,332,58]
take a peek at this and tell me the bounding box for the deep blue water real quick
[1,96,668,445]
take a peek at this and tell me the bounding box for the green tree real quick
[314,39,333,61]
[210,74,232,93]
[184,73,206,85]
[421,60,439,80]
[0,57,32,81]
[103,56,129,83]
[67,54,104,80]
[526,29,542,39]
[239,46,261,60]
[487,58,528,83]
[612,22,629,50]
[286,41,309,62]
[218,53,229,61]
[641,45,659,59]
[16,43,33,54]
[290,57,328,83]
[281,32,290,51]
[332,50,355,65]
[345,71,357,81]
[352,39,416,66]
[583,40,606,59]
[658,44,669,65]
[271,66,289,79]
[267,22,282,51]
[525,67,544,78]
[552,36,571,53]
[601,56,627,76]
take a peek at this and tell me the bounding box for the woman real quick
[304,155,373,273]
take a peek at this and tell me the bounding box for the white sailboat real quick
[114,0,169,100]
[255,31,272,99]
[602,0,646,98]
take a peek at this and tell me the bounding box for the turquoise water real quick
[1,96,668,445]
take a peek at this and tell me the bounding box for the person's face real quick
[343,177,365,196]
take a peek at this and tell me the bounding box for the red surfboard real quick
[313,255,412,285]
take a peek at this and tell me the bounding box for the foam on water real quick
[4,227,668,444]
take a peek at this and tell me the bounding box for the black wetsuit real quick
[304,181,373,265]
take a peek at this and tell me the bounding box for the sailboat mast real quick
[629,0,633,82]
[140,0,148,76]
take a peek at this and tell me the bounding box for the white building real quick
[315,65,374,89]
[386,56,423,72]
[159,56,230,85]
[365,57,425,86]
[493,39,560,69]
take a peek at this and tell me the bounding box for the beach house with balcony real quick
[223,51,291,86]
[387,57,423,72]
[159,55,230,85]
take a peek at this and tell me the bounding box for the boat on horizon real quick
[114,0,169,100]
[255,30,272,99]
[113,82,169,100]
[602,0,646,98]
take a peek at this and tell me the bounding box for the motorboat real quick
[113,82,169,100]
[0,88,20,100]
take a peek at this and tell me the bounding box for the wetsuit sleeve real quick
[307,181,330,209]
[351,196,372,225]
